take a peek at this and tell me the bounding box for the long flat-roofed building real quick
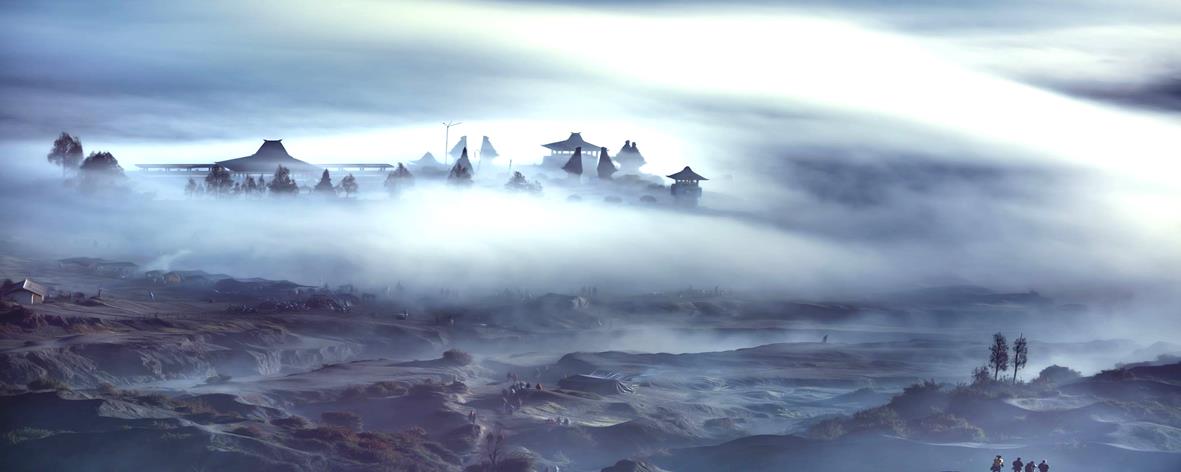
[137,139,396,178]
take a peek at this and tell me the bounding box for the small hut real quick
[1,279,47,304]
[666,166,707,206]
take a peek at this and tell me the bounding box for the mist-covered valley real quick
[3,0,1181,471]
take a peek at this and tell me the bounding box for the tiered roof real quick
[667,166,707,181]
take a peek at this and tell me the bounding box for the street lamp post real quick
[443,121,462,166]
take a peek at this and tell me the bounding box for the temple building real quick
[137,139,391,178]
[666,166,707,206]
[213,139,320,176]
[543,132,600,169]
[614,140,647,174]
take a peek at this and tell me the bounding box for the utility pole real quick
[442,121,461,166]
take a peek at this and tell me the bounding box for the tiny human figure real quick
[1024,461,1035,472]
[822,334,828,344]
[991,455,1004,472]
[1037,460,1048,472]
[536,383,542,391]
[1012,457,1023,472]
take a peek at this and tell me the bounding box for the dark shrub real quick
[26,378,69,391]
[1034,365,1082,385]
[321,411,363,430]
[271,416,310,429]
[912,413,986,442]
[230,424,265,438]
[442,349,474,366]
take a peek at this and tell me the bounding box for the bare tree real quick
[1012,335,1028,383]
[989,332,1010,381]
[47,132,84,176]
[484,430,505,471]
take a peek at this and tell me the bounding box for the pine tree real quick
[989,332,1010,381]
[314,169,336,196]
[1012,335,1028,383]
[339,174,358,197]
[204,164,233,197]
[268,165,299,195]
[244,176,258,196]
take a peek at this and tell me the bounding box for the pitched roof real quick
[216,140,321,174]
[6,279,48,297]
[544,132,599,152]
[412,152,444,168]
[480,136,499,158]
[561,147,584,175]
[449,136,468,159]
[666,166,707,181]
[596,147,617,179]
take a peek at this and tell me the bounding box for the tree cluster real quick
[975,332,1030,385]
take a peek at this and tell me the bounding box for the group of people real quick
[992,455,1050,472]
[500,375,543,415]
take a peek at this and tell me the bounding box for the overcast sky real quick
[1,0,1179,304]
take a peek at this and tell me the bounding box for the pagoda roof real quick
[449,136,468,158]
[666,166,707,181]
[216,140,320,174]
[615,140,647,165]
[480,136,499,158]
[544,132,599,152]
[412,152,444,168]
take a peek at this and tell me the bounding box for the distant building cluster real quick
[134,131,709,206]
